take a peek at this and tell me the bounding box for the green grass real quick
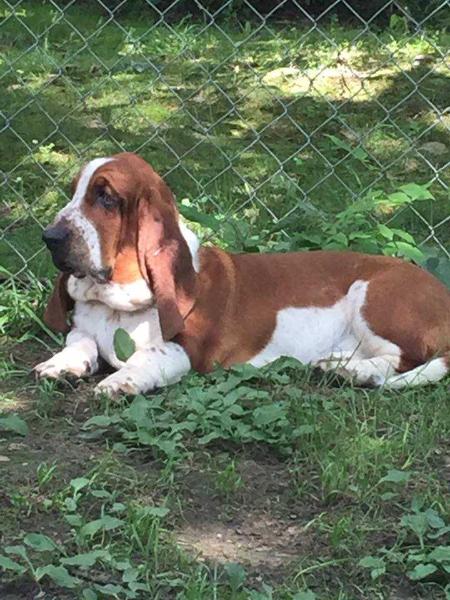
[0,3,450,599]
[0,350,449,599]
[0,2,449,280]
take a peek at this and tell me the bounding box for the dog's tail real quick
[384,352,449,388]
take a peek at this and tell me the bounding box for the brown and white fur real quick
[35,153,450,396]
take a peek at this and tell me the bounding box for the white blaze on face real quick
[57,157,114,270]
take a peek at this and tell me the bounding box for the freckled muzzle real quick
[43,219,111,282]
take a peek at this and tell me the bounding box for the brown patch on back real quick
[177,249,450,374]
[177,249,396,372]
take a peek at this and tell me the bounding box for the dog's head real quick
[43,152,197,339]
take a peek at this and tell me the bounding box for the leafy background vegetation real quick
[0,1,449,598]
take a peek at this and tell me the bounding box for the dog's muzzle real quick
[42,224,73,272]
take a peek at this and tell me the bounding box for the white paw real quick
[94,369,143,398]
[315,358,385,387]
[35,354,95,380]
[315,358,346,370]
[314,359,354,381]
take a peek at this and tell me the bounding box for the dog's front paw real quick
[94,369,142,399]
[35,353,95,380]
[314,358,353,380]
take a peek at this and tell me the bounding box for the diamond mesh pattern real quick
[0,0,449,284]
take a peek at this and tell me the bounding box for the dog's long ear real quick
[43,273,74,334]
[137,186,196,341]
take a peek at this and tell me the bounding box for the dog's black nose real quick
[42,225,70,248]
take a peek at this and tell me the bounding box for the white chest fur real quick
[68,276,162,369]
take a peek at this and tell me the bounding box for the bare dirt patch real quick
[175,453,324,575]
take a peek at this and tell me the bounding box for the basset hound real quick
[35,153,450,395]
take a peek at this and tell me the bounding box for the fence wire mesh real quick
[0,0,449,290]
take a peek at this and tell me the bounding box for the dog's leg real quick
[95,342,190,397]
[316,354,399,387]
[35,330,98,379]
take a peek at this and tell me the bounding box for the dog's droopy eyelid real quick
[95,188,120,210]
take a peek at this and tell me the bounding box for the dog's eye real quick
[96,190,119,211]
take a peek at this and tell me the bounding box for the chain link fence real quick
[1,0,449,298]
